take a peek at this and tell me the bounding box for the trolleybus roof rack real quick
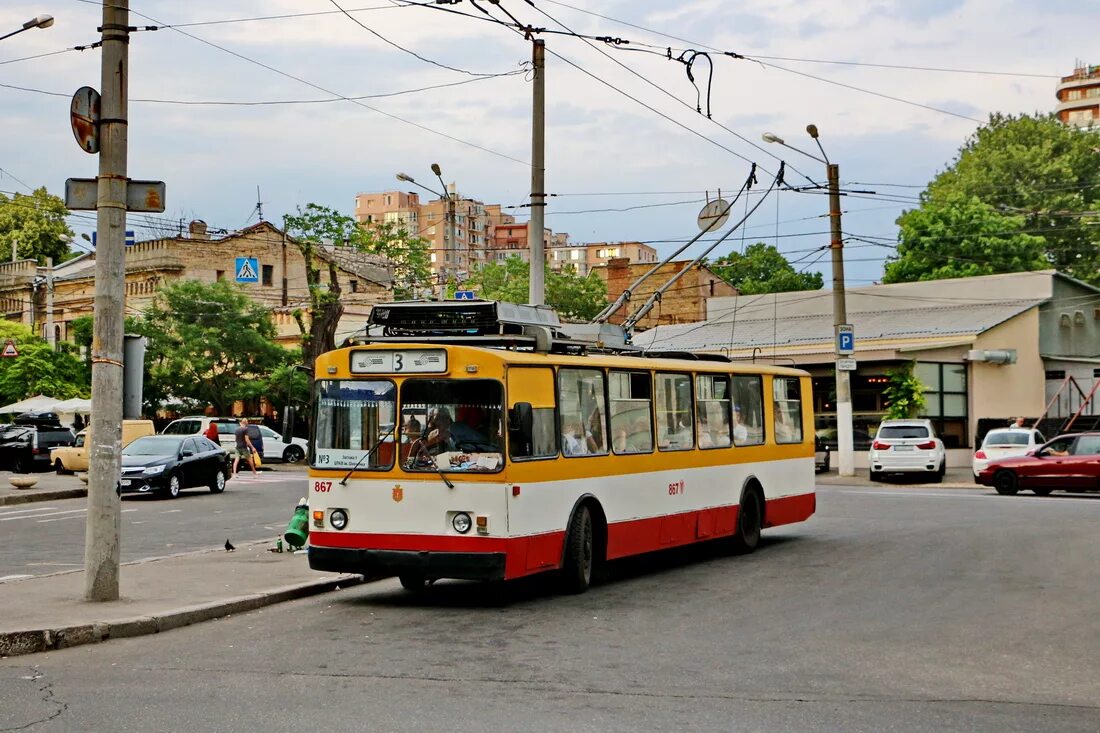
[345,299,642,355]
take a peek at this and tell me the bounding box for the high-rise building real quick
[1056,62,1100,128]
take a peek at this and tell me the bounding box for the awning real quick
[52,398,92,413]
[0,395,61,414]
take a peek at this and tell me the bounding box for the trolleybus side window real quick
[732,375,765,446]
[773,376,803,444]
[695,374,732,449]
[400,379,504,472]
[655,373,694,451]
[609,370,654,454]
[507,367,558,460]
[314,380,396,470]
[558,368,608,457]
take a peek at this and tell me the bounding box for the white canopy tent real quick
[0,394,61,414]
[51,398,92,414]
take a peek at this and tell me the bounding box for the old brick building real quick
[0,221,392,347]
[593,258,738,329]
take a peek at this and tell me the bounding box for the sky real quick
[1,0,1096,287]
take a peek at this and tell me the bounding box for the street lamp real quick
[395,164,457,297]
[0,14,54,42]
[763,125,854,477]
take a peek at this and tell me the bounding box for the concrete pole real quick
[527,39,546,306]
[828,162,854,477]
[45,256,54,350]
[84,0,128,601]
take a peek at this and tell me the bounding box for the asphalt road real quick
[0,471,308,579]
[3,485,1100,732]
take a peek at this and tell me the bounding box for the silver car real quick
[869,419,947,482]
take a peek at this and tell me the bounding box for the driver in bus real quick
[422,408,455,455]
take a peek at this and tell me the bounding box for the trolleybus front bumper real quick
[309,546,506,581]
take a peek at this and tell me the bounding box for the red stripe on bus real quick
[311,492,814,580]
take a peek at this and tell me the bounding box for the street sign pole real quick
[84,0,129,602]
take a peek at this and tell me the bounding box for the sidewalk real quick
[816,467,977,489]
[0,542,364,657]
[0,462,305,507]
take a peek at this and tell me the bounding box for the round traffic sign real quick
[70,86,101,154]
[697,198,730,232]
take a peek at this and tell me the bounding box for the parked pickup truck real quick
[50,419,155,474]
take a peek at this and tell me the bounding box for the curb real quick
[0,574,366,658]
[0,488,87,507]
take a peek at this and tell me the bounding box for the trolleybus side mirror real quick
[509,402,534,457]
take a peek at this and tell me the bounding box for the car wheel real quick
[1032,486,1053,497]
[161,473,181,499]
[559,505,594,594]
[730,485,763,555]
[869,469,883,482]
[993,470,1018,496]
[55,460,71,475]
[283,445,305,464]
[929,463,944,484]
[12,456,27,474]
[209,469,227,494]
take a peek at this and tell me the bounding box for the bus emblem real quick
[392,485,403,502]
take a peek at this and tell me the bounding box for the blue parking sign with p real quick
[837,325,854,355]
[235,257,259,283]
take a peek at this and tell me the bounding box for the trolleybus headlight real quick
[451,511,472,534]
[330,509,349,530]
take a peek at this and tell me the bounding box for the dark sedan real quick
[977,432,1100,496]
[120,435,230,499]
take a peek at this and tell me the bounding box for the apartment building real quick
[1056,62,1100,128]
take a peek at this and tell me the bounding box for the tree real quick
[463,257,609,320]
[135,280,286,415]
[0,188,74,265]
[883,195,1048,283]
[283,204,431,369]
[882,362,926,420]
[708,242,824,294]
[888,113,1100,284]
[0,323,88,404]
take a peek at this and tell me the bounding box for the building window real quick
[1067,89,1083,100]
[262,264,274,287]
[350,280,359,293]
[915,362,968,448]
[1045,370,1066,380]
[216,270,225,281]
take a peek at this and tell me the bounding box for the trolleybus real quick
[307,300,815,593]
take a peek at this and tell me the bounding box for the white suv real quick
[161,417,308,464]
[869,419,946,483]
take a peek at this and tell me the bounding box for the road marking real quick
[37,508,136,523]
[0,506,59,517]
[0,508,85,521]
[160,509,182,514]
[0,574,34,582]
[25,562,82,567]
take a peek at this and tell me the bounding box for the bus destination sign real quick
[350,349,448,375]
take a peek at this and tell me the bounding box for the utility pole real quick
[527,39,546,306]
[446,187,456,291]
[85,0,129,601]
[45,256,54,350]
[827,162,854,477]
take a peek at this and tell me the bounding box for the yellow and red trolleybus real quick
[307,301,815,592]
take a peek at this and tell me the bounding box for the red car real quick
[977,432,1100,496]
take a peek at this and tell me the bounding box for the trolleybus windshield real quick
[399,379,504,473]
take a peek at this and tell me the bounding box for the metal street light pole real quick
[762,126,854,476]
[0,14,54,42]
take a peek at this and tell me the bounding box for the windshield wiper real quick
[339,425,395,486]
[411,440,455,490]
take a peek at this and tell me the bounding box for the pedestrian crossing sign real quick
[1,340,18,357]
[235,257,259,283]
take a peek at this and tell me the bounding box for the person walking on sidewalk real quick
[245,419,265,466]
[233,419,258,476]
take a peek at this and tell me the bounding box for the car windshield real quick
[126,436,184,455]
[983,430,1030,447]
[878,425,930,439]
[399,379,504,473]
[313,380,396,470]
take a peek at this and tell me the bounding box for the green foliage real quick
[883,362,926,420]
[889,113,1100,284]
[0,322,88,403]
[463,257,609,320]
[708,242,824,294]
[134,280,286,415]
[0,188,75,265]
[884,194,1048,283]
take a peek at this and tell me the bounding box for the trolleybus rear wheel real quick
[399,573,428,591]
[731,485,762,555]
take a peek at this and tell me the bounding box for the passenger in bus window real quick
[424,408,455,454]
[696,420,714,449]
[586,410,605,453]
[403,415,422,442]
[562,421,589,456]
[733,405,749,445]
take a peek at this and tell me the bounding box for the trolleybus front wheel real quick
[559,505,594,594]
